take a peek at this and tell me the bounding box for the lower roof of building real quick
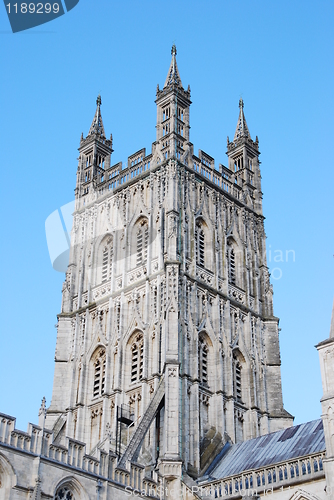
[205,419,325,480]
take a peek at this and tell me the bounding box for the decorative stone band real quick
[127,264,147,285]
[92,282,111,301]
[228,284,246,305]
[196,266,214,286]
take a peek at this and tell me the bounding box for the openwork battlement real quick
[0,412,159,497]
[79,147,251,210]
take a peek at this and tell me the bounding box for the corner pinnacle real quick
[330,298,334,339]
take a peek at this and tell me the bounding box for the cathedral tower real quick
[46,46,293,479]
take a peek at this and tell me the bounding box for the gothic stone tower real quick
[46,46,293,479]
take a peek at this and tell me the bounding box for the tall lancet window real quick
[198,336,209,386]
[233,353,242,402]
[136,219,149,266]
[184,216,189,259]
[93,349,106,398]
[195,220,205,267]
[227,242,236,285]
[101,237,113,283]
[131,334,144,383]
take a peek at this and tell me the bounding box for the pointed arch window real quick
[195,220,205,267]
[227,242,236,285]
[153,286,158,316]
[131,334,144,383]
[93,349,106,398]
[184,217,189,259]
[233,353,242,402]
[101,237,113,283]
[198,336,209,386]
[116,301,121,331]
[136,219,149,266]
[55,486,74,500]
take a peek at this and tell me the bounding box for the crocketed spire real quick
[233,98,251,141]
[88,94,106,137]
[164,44,183,88]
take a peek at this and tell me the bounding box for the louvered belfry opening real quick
[229,248,236,284]
[93,349,106,398]
[101,237,113,283]
[233,353,242,402]
[102,247,112,282]
[195,220,205,267]
[131,334,144,383]
[198,336,208,386]
[227,242,236,285]
[136,219,149,266]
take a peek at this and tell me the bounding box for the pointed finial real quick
[239,98,244,109]
[171,44,177,56]
[330,298,334,339]
[80,132,84,143]
[38,396,46,417]
[96,94,102,107]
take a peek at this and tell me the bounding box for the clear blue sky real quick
[0,0,333,431]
